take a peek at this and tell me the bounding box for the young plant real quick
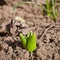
[20,31,37,52]
[43,0,58,21]
[51,0,58,20]
[45,0,52,17]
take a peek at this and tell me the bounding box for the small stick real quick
[40,24,55,41]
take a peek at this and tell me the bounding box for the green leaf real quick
[20,34,26,47]
[46,0,52,17]
[20,32,37,52]
[26,31,33,40]
[26,33,36,52]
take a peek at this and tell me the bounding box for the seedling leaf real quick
[20,34,26,48]
[20,32,37,52]
[26,33,36,52]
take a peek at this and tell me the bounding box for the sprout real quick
[20,31,37,52]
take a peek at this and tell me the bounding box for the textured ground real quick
[0,0,60,60]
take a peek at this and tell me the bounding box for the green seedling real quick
[43,0,58,21]
[51,0,58,20]
[20,31,37,52]
[45,0,52,17]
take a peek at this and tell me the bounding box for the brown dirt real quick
[0,0,60,60]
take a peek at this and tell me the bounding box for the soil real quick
[0,0,60,60]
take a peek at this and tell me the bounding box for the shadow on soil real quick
[0,0,7,6]
[4,40,24,50]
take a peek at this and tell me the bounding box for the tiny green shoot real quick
[20,31,37,52]
[43,0,58,21]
